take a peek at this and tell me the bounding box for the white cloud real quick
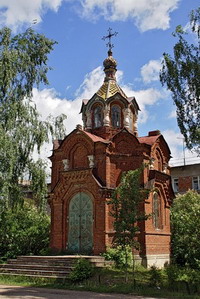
[162,129,182,160]
[168,109,176,119]
[31,87,82,168]
[32,88,82,135]
[75,66,104,99]
[162,129,200,166]
[0,0,180,32]
[79,0,180,31]
[121,84,165,123]
[141,59,162,83]
[0,0,62,31]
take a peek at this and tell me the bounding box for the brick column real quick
[50,201,63,251]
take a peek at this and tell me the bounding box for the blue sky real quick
[0,0,199,166]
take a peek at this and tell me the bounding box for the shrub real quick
[0,204,50,260]
[102,246,133,269]
[165,264,179,288]
[69,258,94,283]
[149,266,163,288]
[171,190,200,269]
[165,264,200,294]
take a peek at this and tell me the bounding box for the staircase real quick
[0,255,106,279]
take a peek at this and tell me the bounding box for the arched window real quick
[111,105,121,128]
[153,192,162,229]
[94,106,103,128]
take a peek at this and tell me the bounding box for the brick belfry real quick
[49,29,174,268]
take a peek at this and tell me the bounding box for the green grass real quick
[0,267,199,299]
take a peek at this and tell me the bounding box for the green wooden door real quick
[68,192,93,254]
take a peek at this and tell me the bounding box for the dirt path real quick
[0,285,162,299]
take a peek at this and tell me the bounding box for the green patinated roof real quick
[96,80,127,100]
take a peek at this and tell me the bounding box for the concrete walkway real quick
[0,285,163,299]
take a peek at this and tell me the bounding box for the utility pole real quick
[177,137,186,165]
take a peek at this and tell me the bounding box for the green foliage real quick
[29,159,48,212]
[165,264,200,294]
[102,246,133,269]
[165,264,179,288]
[0,204,50,260]
[108,168,150,282]
[171,190,200,269]
[0,27,66,210]
[69,258,94,283]
[160,7,200,152]
[109,168,149,250]
[149,266,163,288]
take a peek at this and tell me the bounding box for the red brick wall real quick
[178,176,192,193]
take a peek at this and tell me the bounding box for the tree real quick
[109,168,149,281]
[171,190,200,269]
[160,7,200,153]
[0,202,50,260]
[0,27,66,211]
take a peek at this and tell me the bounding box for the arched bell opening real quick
[111,104,121,128]
[93,105,104,129]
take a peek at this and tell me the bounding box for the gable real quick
[58,130,93,158]
[139,134,171,161]
[52,129,108,158]
[151,135,171,162]
[112,128,140,154]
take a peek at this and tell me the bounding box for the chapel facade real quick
[49,48,174,267]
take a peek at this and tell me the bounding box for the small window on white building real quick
[192,176,200,190]
[172,178,179,193]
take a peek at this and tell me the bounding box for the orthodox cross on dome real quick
[102,28,118,53]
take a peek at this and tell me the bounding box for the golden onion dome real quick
[103,50,117,69]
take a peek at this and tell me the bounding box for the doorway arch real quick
[67,192,93,254]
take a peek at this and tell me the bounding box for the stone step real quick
[17,255,104,260]
[0,268,70,277]
[7,259,74,267]
[0,255,108,279]
[14,256,106,267]
[0,264,73,271]
[0,273,66,279]
[17,255,105,261]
